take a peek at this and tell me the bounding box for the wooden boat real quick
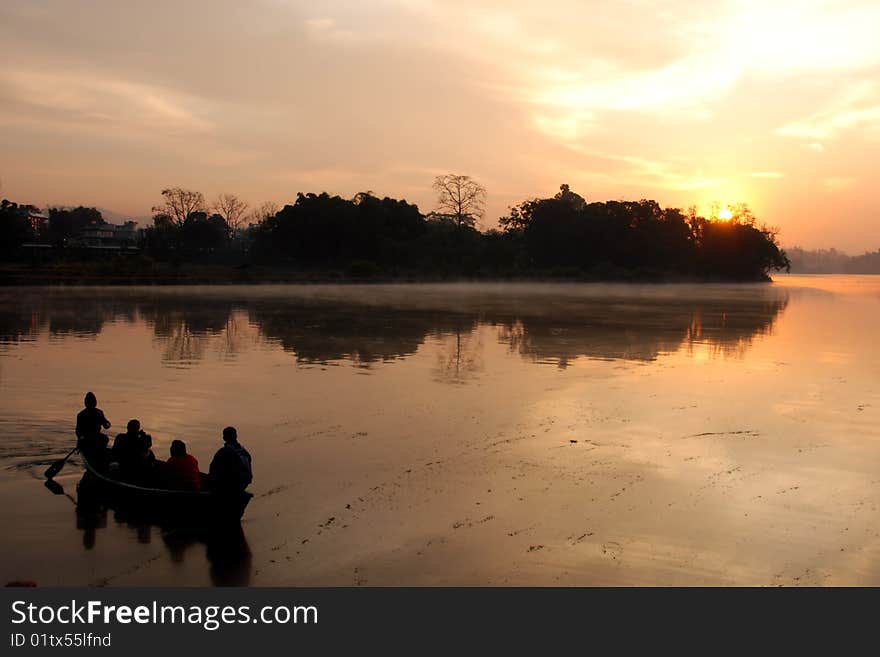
[76,450,252,524]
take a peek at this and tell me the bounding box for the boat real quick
[76,449,252,525]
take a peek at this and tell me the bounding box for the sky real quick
[1,0,878,252]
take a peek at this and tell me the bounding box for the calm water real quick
[1,277,879,585]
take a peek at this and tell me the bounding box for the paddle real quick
[44,446,78,480]
[44,479,65,495]
[44,479,77,505]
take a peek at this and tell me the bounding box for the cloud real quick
[732,1,880,74]
[823,176,857,191]
[532,110,596,141]
[534,51,740,114]
[563,145,724,192]
[0,69,212,136]
[303,17,360,44]
[777,83,880,141]
[481,0,880,157]
[3,0,880,251]
[778,106,880,140]
[617,156,721,191]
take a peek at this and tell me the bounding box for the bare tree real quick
[214,193,249,240]
[432,174,487,229]
[248,201,279,226]
[152,187,206,227]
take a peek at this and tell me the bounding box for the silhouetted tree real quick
[432,174,486,229]
[499,185,788,279]
[554,184,587,210]
[253,191,424,267]
[7,178,791,281]
[47,206,103,244]
[214,193,249,242]
[152,188,206,227]
[180,211,227,252]
[786,247,880,274]
[695,218,789,279]
[0,199,38,254]
[248,201,279,227]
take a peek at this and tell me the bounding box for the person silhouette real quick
[165,439,201,491]
[111,419,155,483]
[75,392,111,467]
[208,427,253,494]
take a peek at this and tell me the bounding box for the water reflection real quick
[0,285,789,371]
[435,323,484,383]
[46,477,252,586]
[163,525,252,587]
[498,294,787,367]
[251,303,438,365]
[9,280,880,587]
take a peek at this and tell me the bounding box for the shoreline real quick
[0,262,774,286]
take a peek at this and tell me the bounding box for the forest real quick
[0,178,790,282]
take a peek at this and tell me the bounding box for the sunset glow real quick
[1,0,878,251]
[4,1,880,599]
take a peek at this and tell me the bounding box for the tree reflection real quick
[249,302,478,366]
[434,320,483,384]
[495,292,788,368]
[138,298,245,364]
[0,286,789,371]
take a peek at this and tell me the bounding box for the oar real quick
[44,479,77,505]
[44,447,78,480]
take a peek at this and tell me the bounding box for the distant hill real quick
[95,207,150,227]
[786,247,880,274]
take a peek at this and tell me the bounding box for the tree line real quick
[786,247,880,274]
[1,175,790,281]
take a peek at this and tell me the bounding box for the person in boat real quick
[165,439,201,491]
[75,392,111,466]
[111,419,155,483]
[208,427,252,494]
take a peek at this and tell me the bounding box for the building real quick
[27,210,49,236]
[70,221,139,250]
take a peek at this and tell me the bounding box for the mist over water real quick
[1,277,878,585]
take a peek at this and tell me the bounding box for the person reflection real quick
[160,524,252,586]
[75,503,107,551]
[70,473,251,585]
[162,529,194,565]
[137,524,151,545]
[205,524,252,587]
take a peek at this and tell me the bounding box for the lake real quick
[1,276,878,585]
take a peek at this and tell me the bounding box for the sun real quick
[718,206,733,221]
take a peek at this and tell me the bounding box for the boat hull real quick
[77,451,252,525]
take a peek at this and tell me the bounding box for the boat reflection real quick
[164,524,252,587]
[44,478,252,586]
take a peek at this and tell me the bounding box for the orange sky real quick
[1,0,878,252]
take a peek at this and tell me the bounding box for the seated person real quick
[165,440,201,491]
[111,419,155,482]
[208,427,252,494]
[76,392,112,468]
[76,392,111,445]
